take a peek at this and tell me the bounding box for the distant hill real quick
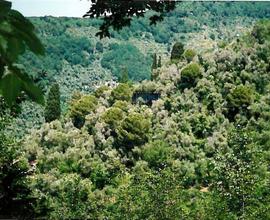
[20,2,270,99]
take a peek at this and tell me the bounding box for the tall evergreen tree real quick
[45,83,61,122]
[119,67,129,83]
[171,42,184,60]
[157,56,162,68]
[151,53,157,70]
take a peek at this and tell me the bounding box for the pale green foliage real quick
[94,85,110,98]
[211,128,270,218]
[184,49,196,63]
[112,100,129,112]
[32,173,96,219]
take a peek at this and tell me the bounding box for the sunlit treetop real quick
[84,0,177,38]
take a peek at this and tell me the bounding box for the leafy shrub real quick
[212,128,269,218]
[171,42,184,60]
[116,113,151,150]
[112,100,129,112]
[184,49,196,63]
[142,141,173,169]
[32,173,96,219]
[94,86,110,98]
[110,83,133,104]
[44,83,61,122]
[226,85,254,119]
[119,67,129,83]
[180,63,202,89]
[102,107,124,132]
[252,20,270,44]
[101,43,151,81]
[70,95,98,128]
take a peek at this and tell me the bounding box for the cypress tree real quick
[171,42,184,60]
[119,67,129,83]
[45,83,61,122]
[157,56,162,68]
[151,53,157,70]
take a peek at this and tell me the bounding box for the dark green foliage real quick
[0,1,44,105]
[44,83,61,122]
[112,169,234,219]
[151,53,157,70]
[142,141,173,169]
[95,41,103,52]
[180,63,202,89]
[116,112,151,150]
[110,83,133,104]
[157,56,162,68]
[252,20,270,44]
[171,42,184,60]
[0,117,34,218]
[70,95,98,128]
[209,33,216,40]
[101,43,151,81]
[21,34,94,79]
[226,85,254,119]
[84,0,176,38]
[102,107,124,131]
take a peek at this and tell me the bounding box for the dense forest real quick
[1,1,270,219]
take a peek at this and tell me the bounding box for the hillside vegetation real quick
[1,18,270,219]
[5,1,269,137]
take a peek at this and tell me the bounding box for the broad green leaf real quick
[8,10,45,55]
[9,10,35,32]
[0,71,22,106]
[0,1,45,105]
[22,80,44,105]
[13,28,45,55]
[11,66,44,104]
[6,37,25,62]
[0,35,8,55]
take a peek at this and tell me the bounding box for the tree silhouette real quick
[84,0,177,38]
[0,0,44,106]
